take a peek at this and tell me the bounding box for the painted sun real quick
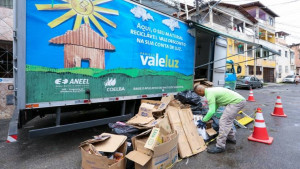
[35,0,119,37]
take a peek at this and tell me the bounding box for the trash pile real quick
[79,91,219,169]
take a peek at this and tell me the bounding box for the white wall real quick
[275,44,292,82]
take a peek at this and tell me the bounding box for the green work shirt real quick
[202,87,245,122]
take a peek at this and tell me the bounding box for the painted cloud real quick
[130,6,154,21]
[187,28,196,37]
[162,18,180,31]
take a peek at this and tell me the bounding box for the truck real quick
[225,60,242,90]
[7,0,249,142]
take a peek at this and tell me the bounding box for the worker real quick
[194,85,246,153]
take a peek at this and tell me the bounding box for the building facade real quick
[275,31,294,82]
[0,4,14,119]
[290,43,300,75]
[241,1,278,82]
[185,1,278,82]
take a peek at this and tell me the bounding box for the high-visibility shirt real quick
[203,87,245,122]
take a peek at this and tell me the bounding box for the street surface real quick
[1,83,300,169]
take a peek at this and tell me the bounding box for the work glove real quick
[197,119,206,129]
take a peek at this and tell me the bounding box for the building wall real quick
[275,44,293,82]
[291,45,300,75]
[227,38,247,76]
[0,82,14,119]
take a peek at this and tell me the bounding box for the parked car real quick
[282,75,296,83]
[236,76,263,89]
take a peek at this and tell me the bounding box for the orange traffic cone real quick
[271,96,287,117]
[247,88,255,102]
[248,108,273,145]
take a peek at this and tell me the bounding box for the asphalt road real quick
[0,84,300,169]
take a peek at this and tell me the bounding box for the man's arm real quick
[202,103,217,122]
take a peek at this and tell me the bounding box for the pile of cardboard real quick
[127,95,206,159]
[79,133,127,169]
[126,116,179,169]
[80,95,209,169]
[126,96,174,129]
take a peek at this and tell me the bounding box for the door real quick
[212,36,227,87]
[263,68,275,83]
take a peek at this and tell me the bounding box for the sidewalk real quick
[263,83,284,87]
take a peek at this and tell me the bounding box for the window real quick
[279,65,282,73]
[256,66,262,75]
[278,50,281,56]
[269,17,274,26]
[0,45,13,78]
[0,0,13,8]
[249,66,254,75]
[81,59,90,68]
[285,66,288,73]
[285,51,288,58]
[226,63,234,73]
[238,45,244,54]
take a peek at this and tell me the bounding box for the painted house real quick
[50,24,115,69]
[290,43,300,75]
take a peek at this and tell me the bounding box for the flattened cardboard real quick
[126,151,151,166]
[127,114,155,125]
[180,109,206,154]
[141,99,161,109]
[153,95,174,112]
[166,106,193,158]
[144,128,161,150]
[93,133,127,153]
[206,128,217,136]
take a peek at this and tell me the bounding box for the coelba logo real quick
[104,78,125,92]
[104,78,116,87]
[140,53,179,68]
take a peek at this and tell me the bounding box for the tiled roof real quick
[49,24,115,50]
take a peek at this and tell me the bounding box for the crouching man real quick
[194,85,246,153]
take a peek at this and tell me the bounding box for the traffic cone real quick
[271,96,287,117]
[247,88,255,102]
[248,108,273,145]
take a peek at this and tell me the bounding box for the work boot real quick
[207,146,225,154]
[226,139,237,144]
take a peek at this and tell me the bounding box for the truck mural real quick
[26,0,195,105]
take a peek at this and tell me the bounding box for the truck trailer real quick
[8,0,268,142]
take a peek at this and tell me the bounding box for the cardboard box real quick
[138,103,155,117]
[166,106,206,158]
[126,129,179,169]
[80,133,127,169]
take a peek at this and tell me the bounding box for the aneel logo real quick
[55,79,89,85]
